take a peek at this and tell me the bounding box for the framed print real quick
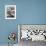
[5,5,16,19]
[18,24,46,42]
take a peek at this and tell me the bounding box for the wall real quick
[0,0,46,44]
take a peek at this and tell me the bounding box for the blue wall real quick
[0,0,46,44]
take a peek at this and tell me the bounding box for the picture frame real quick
[5,5,16,19]
[18,24,46,42]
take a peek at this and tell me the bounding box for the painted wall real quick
[0,0,46,44]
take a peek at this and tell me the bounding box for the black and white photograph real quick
[5,5,16,19]
[18,24,46,46]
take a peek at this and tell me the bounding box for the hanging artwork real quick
[5,5,16,19]
[18,24,46,41]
